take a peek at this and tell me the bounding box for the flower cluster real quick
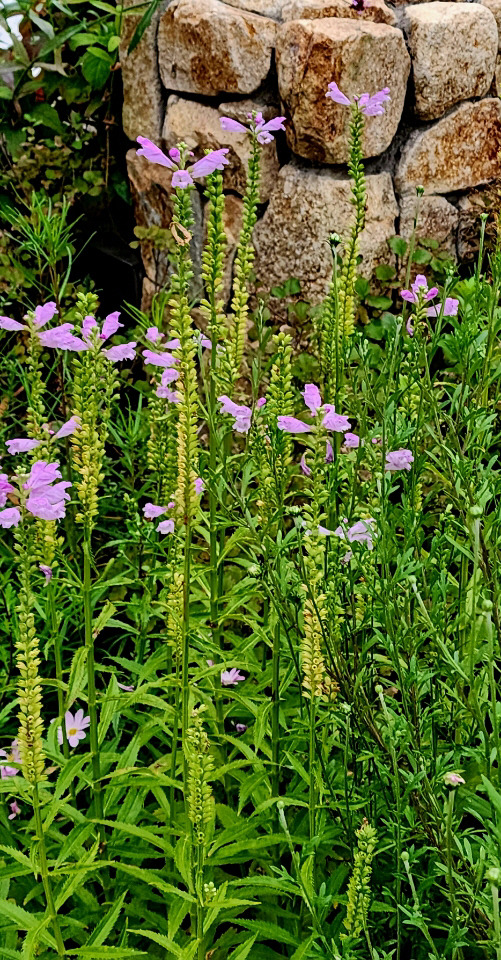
[278,384,351,435]
[6,416,82,455]
[0,461,71,528]
[326,82,390,116]
[401,275,459,335]
[219,111,286,145]
[136,137,229,189]
[218,395,266,434]
[0,301,85,351]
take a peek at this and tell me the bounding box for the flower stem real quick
[33,783,65,957]
[83,536,104,843]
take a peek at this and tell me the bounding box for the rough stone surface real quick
[252,165,398,301]
[482,0,501,47]
[404,3,497,121]
[204,194,244,304]
[457,184,500,259]
[281,0,396,24]
[396,98,501,195]
[399,195,458,277]
[276,19,410,163]
[219,0,286,19]
[163,96,280,202]
[157,0,276,96]
[120,0,165,143]
[495,54,501,95]
[126,148,203,297]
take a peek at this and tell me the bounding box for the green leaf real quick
[66,646,88,709]
[24,104,64,134]
[127,0,162,53]
[108,34,121,51]
[230,936,257,959]
[365,295,393,310]
[375,264,396,282]
[388,235,408,257]
[128,930,194,959]
[411,247,432,265]
[354,276,370,298]
[81,50,112,88]
[28,9,55,37]
[87,891,127,946]
[66,951,145,958]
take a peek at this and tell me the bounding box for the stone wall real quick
[121,0,501,307]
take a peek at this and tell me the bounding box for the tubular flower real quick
[334,518,376,550]
[220,111,286,144]
[0,301,88,351]
[136,136,229,188]
[326,82,390,116]
[385,449,414,472]
[218,395,253,434]
[57,710,90,749]
[0,461,71,527]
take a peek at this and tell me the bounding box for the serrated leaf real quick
[230,936,257,959]
[87,891,127,946]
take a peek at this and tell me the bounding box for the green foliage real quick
[1,102,501,960]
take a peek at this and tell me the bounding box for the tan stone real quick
[276,19,410,163]
[163,96,280,202]
[281,0,396,24]
[157,0,276,96]
[204,194,244,304]
[252,165,398,301]
[495,54,501,94]
[404,3,497,121]
[120,0,165,143]
[126,148,203,294]
[220,0,286,19]
[396,99,501,195]
[399,195,458,261]
[482,0,501,47]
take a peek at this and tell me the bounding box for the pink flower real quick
[0,473,15,507]
[300,454,311,476]
[427,298,459,318]
[351,0,370,10]
[218,395,252,434]
[137,137,229,188]
[0,507,21,528]
[235,723,247,734]
[34,302,58,327]
[53,416,81,440]
[23,461,71,522]
[157,386,181,403]
[343,432,360,449]
[334,518,375,549]
[38,324,87,351]
[322,405,351,433]
[0,740,20,778]
[58,710,90,748]
[277,416,313,434]
[160,368,180,386]
[146,326,162,343]
[444,772,465,787]
[256,397,267,409]
[157,518,175,535]
[103,342,136,362]
[101,311,123,340]
[326,82,390,116]
[8,800,20,819]
[143,349,178,368]
[385,449,414,472]
[39,564,52,585]
[195,477,205,495]
[220,112,286,145]
[326,440,334,463]
[143,503,168,519]
[326,81,351,106]
[221,668,245,686]
[0,316,25,331]
[401,275,438,306]
[118,682,135,692]
[302,383,323,415]
[6,438,41,454]
[406,318,414,337]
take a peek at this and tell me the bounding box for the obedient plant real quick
[1,76,501,960]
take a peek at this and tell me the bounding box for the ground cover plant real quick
[0,79,501,960]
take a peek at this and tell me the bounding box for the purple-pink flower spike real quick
[385,449,414,472]
[136,136,229,189]
[326,82,390,116]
